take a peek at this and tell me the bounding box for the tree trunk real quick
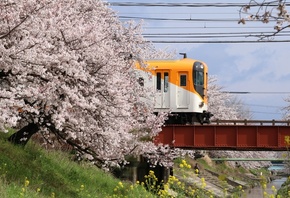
[8,123,39,146]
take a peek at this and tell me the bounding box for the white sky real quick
[107,0,290,120]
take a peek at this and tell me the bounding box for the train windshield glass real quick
[194,71,204,86]
[193,62,205,98]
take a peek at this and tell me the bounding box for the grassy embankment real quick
[0,129,288,198]
[0,131,154,198]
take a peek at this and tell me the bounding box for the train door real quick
[177,72,189,108]
[155,70,170,109]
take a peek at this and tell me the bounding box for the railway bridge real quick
[154,120,290,151]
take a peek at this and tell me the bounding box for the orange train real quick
[135,53,212,124]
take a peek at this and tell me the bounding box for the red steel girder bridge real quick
[154,120,290,151]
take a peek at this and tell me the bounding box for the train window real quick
[180,75,186,86]
[164,72,169,92]
[194,71,204,86]
[156,72,161,90]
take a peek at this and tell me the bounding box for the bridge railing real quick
[211,119,290,126]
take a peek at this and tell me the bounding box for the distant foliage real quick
[282,96,290,120]
[207,76,252,120]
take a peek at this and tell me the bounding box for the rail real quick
[211,119,290,126]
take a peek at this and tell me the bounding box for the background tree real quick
[282,96,290,120]
[0,0,169,168]
[207,76,252,120]
[206,76,273,169]
[239,0,290,39]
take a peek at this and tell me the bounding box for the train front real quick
[192,61,212,124]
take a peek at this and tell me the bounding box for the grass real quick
[0,132,154,198]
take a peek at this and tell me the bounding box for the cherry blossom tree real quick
[239,0,290,39]
[0,0,169,168]
[207,76,275,169]
[207,76,252,120]
[282,96,290,119]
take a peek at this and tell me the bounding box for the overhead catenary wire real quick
[222,91,290,94]
[109,2,290,7]
[144,26,276,29]
[119,15,279,23]
[149,40,290,43]
[142,31,290,35]
[112,6,290,44]
[244,103,283,108]
[110,0,290,44]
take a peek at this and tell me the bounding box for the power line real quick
[222,91,290,94]
[121,12,240,15]
[142,31,290,35]
[112,1,290,43]
[119,16,279,23]
[119,16,242,22]
[245,103,283,108]
[111,1,287,44]
[251,111,282,115]
[142,32,290,39]
[150,40,290,43]
[145,36,290,40]
[109,2,290,7]
[144,26,274,29]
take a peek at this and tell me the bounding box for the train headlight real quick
[199,102,204,107]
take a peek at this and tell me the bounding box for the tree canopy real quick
[0,0,169,168]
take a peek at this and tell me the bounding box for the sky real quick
[107,0,290,120]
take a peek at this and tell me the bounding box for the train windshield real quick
[193,62,205,98]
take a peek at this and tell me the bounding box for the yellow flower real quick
[36,188,41,193]
[24,178,29,187]
[118,181,124,188]
[271,185,276,192]
[149,170,154,175]
[179,164,184,168]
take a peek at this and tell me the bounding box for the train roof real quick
[135,58,208,71]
